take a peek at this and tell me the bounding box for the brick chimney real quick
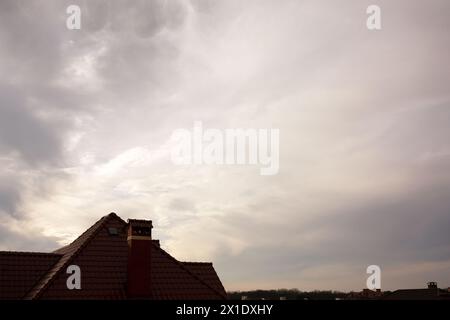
[127,219,153,299]
[427,282,438,289]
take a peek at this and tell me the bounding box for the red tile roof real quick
[182,262,226,294]
[0,252,61,299]
[0,213,226,300]
[151,243,225,299]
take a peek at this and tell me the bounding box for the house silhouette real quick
[0,212,226,299]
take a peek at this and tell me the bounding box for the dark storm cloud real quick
[0,179,21,215]
[0,1,67,82]
[0,84,71,219]
[91,0,187,99]
[0,87,63,165]
[0,0,189,238]
[0,1,82,221]
[0,1,85,165]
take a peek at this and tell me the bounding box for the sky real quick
[0,0,450,292]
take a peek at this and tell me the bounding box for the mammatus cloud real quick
[0,0,449,291]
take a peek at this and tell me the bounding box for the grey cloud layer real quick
[0,0,449,290]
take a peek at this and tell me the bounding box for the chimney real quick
[127,219,153,299]
[427,282,438,289]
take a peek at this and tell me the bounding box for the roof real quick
[382,288,450,300]
[0,213,227,300]
[151,243,226,299]
[182,262,226,294]
[0,252,61,299]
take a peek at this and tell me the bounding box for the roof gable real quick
[151,244,227,299]
[1,213,226,300]
[25,213,126,299]
[182,262,226,295]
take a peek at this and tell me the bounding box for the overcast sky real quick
[1,0,450,291]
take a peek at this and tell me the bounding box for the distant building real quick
[347,282,450,300]
[347,288,384,300]
[382,282,450,300]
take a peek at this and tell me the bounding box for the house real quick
[382,282,450,300]
[346,288,384,300]
[0,212,227,300]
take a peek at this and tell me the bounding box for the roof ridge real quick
[25,213,125,300]
[18,213,225,300]
[54,212,122,253]
[0,251,62,256]
[152,243,227,299]
[181,261,213,265]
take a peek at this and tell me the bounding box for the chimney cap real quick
[128,219,153,228]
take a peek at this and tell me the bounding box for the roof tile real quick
[1,213,226,300]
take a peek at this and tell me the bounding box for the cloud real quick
[0,88,63,166]
[0,0,449,291]
[0,177,21,215]
[0,223,59,252]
